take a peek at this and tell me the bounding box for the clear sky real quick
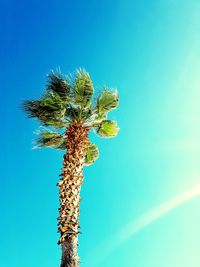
[1,0,200,266]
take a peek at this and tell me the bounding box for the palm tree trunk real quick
[57,122,90,267]
[61,236,79,267]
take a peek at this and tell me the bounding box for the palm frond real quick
[34,130,66,149]
[81,104,93,121]
[96,89,119,115]
[22,100,41,118]
[86,113,107,127]
[42,118,67,129]
[84,143,99,165]
[22,91,67,129]
[65,104,79,121]
[73,69,94,107]
[96,120,119,138]
[40,91,66,111]
[47,71,70,101]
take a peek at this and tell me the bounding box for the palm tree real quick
[22,69,119,267]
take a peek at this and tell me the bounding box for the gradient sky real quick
[1,1,200,266]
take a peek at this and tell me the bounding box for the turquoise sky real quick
[1,1,200,266]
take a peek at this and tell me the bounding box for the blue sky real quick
[1,0,200,266]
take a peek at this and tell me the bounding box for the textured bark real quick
[60,236,79,267]
[57,121,90,267]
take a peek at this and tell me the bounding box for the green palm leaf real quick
[88,113,107,127]
[23,91,67,129]
[96,120,119,138]
[40,91,65,110]
[84,143,99,165]
[65,105,79,121]
[42,118,67,129]
[47,71,70,101]
[35,131,66,149]
[74,69,94,107]
[96,89,119,115]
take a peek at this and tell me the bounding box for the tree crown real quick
[22,69,119,165]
